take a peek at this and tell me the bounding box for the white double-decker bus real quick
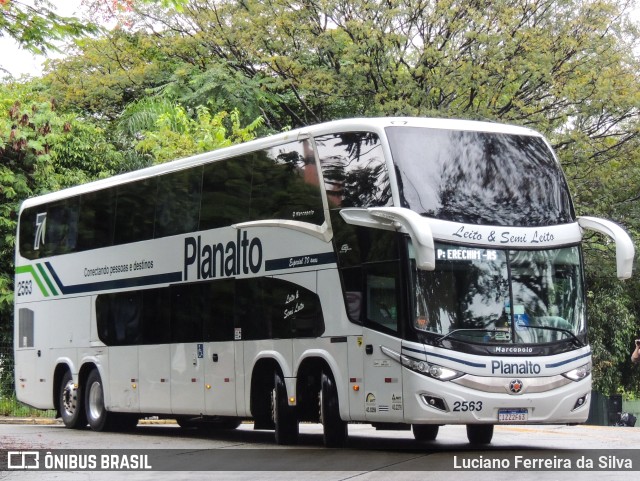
[14,117,634,445]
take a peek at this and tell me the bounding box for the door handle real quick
[212,353,219,362]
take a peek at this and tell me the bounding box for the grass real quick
[0,394,56,418]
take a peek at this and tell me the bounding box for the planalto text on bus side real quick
[184,230,263,281]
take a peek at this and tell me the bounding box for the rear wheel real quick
[59,370,86,429]
[412,424,439,441]
[466,424,494,444]
[272,371,299,445]
[320,371,347,447]
[85,369,119,432]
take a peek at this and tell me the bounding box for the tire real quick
[412,424,439,441]
[466,424,494,444]
[205,419,242,430]
[320,371,347,448]
[176,417,199,429]
[85,369,112,432]
[59,370,87,429]
[272,371,299,445]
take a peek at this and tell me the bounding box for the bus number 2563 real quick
[453,401,483,412]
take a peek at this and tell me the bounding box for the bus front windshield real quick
[411,242,586,345]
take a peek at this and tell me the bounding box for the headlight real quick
[379,345,463,381]
[562,362,591,381]
[401,355,463,381]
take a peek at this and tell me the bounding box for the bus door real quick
[203,279,238,416]
[170,285,206,415]
[362,265,404,422]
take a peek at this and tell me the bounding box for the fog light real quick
[572,394,588,411]
[422,394,448,412]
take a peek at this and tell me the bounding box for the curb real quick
[0,417,61,425]
[0,416,178,426]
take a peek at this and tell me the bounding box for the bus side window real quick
[235,278,325,340]
[170,283,206,343]
[250,140,325,226]
[141,289,171,344]
[315,132,391,209]
[78,189,115,250]
[203,279,236,342]
[235,278,271,340]
[364,262,400,334]
[96,292,143,346]
[44,198,79,257]
[200,158,252,230]
[155,167,202,238]
[340,267,363,324]
[114,178,157,245]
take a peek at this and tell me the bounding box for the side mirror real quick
[340,207,436,270]
[578,216,635,279]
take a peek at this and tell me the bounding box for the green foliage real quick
[0,0,96,60]
[133,104,263,163]
[585,269,640,396]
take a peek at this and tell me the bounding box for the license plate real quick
[498,408,528,422]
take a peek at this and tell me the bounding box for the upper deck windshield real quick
[411,242,586,345]
[386,126,575,226]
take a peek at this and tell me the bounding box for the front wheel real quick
[320,371,347,447]
[412,424,439,441]
[85,370,111,431]
[466,424,494,444]
[272,371,299,445]
[59,370,86,429]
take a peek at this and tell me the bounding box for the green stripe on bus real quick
[36,263,59,296]
[15,265,50,297]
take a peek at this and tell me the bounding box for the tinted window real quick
[96,291,144,346]
[114,178,157,244]
[19,207,42,259]
[237,277,324,340]
[78,189,115,250]
[316,132,391,208]
[203,279,236,342]
[44,199,79,256]
[366,262,400,334]
[155,167,202,238]
[387,127,575,226]
[250,140,325,225]
[96,278,323,346]
[19,200,80,259]
[200,158,252,230]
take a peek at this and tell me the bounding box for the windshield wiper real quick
[435,328,505,346]
[520,325,585,348]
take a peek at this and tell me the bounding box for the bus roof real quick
[20,117,543,210]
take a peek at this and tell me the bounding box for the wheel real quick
[412,424,439,441]
[272,371,299,445]
[320,371,347,447]
[85,369,113,431]
[466,424,494,444]
[176,417,199,429]
[59,370,87,429]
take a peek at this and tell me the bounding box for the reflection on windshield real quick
[387,126,574,226]
[412,242,585,345]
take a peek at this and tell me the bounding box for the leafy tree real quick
[128,102,264,163]
[0,0,96,75]
[0,80,123,345]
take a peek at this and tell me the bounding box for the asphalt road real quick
[1,420,639,480]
